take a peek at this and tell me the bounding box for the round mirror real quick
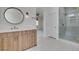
[4,7,24,25]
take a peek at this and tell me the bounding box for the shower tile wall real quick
[59,7,79,43]
[59,7,66,38]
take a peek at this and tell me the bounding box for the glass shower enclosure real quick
[59,7,79,43]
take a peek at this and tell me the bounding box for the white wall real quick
[0,7,36,32]
[43,7,59,39]
[38,15,43,30]
[36,8,44,30]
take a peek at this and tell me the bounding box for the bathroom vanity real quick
[0,7,37,51]
[0,29,37,51]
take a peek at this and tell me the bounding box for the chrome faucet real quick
[11,26,18,30]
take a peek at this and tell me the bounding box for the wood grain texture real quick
[0,38,3,50]
[0,29,37,51]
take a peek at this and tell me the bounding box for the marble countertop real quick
[0,26,37,33]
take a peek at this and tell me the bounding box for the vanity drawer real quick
[7,32,19,37]
[0,33,8,38]
[0,32,18,38]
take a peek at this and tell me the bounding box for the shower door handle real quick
[62,24,64,26]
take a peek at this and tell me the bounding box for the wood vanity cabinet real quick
[0,38,3,50]
[0,29,37,51]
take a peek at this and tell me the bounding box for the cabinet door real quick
[32,30,37,46]
[3,38,9,51]
[12,36,19,51]
[18,30,37,51]
[3,36,18,51]
[18,30,36,50]
[8,32,19,51]
[18,31,28,50]
[0,38,3,50]
[27,30,37,49]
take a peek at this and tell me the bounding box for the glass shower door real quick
[59,7,79,43]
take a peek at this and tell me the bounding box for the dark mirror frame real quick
[4,7,24,25]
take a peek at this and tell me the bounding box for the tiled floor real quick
[27,30,79,51]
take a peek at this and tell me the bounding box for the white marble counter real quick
[0,26,37,33]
